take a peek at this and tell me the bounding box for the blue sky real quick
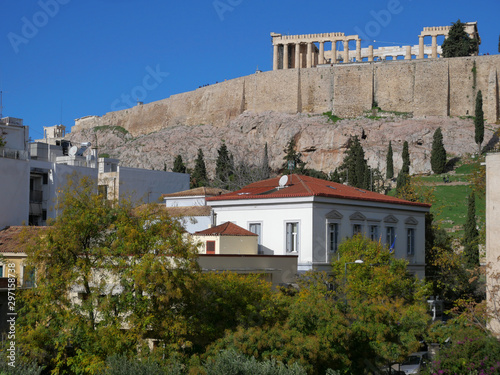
[1,0,499,140]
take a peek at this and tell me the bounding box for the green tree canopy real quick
[475,90,484,155]
[430,127,447,174]
[18,175,201,372]
[441,19,479,58]
[396,141,410,195]
[173,154,187,174]
[191,148,208,187]
[210,236,429,374]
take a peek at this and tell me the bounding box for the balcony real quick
[0,147,29,161]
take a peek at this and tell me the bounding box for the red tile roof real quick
[0,226,48,253]
[162,187,230,198]
[194,221,258,237]
[206,174,431,208]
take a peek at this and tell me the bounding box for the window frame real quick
[248,221,263,254]
[206,240,216,255]
[386,226,396,249]
[327,222,340,254]
[285,221,300,253]
[407,227,416,256]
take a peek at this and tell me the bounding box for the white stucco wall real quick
[0,157,29,228]
[165,196,206,207]
[0,123,29,152]
[115,167,189,204]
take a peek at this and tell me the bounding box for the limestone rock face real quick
[68,112,496,177]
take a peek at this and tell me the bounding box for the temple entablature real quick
[271,22,480,70]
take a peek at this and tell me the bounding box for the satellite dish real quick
[68,146,78,156]
[278,175,289,188]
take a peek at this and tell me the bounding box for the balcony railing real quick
[0,147,28,161]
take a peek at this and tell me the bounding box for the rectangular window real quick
[286,222,299,253]
[386,226,396,249]
[370,225,379,241]
[0,265,3,277]
[407,228,415,255]
[206,241,216,255]
[328,223,339,253]
[23,266,35,288]
[249,223,262,254]
[352,224,362,236]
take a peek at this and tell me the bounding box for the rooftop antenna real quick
[60,99,63,125]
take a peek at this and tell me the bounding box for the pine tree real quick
[430,128,447,174]
[386,141,394,179]
[282,137,305,174]
[262,143,270,179]
[463,191,479,268]
[215,142,234,188]
[173,155,187,174]
[191,148,208,188]
[474,90,484,155]
[441,19,479,58]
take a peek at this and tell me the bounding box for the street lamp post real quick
[344,259,364,305]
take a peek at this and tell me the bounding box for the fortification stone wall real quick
[73,55,500,137]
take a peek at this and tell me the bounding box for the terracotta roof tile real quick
[206,174,431,208]
[162,187,230,198]
[0,226,47,253]
[164,206,212,217]
[194,222,258,237]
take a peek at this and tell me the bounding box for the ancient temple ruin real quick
[271,22,480,70]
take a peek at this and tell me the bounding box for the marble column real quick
[356,39,362,62]
[283,43,289,70]
[432,35,438,58]
[405,45,412,60]
[319,41,325,64]
[295,43,301,69]
[418,36,425,59]
[343,40,349,63]
[306,42,312,68]
[331,41,337,64]
[273,44,279,70]
[368,45,374,62]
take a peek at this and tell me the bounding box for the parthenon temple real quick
[271,22,480,70]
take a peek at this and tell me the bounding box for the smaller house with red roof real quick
[192,221,259,255]
[206,174,431,277]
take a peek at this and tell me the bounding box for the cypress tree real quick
[475,90,484,155]
[262,142,270,179]
[173,155,187,174]
[430,128,447,174]
[401,141,410,174]
[330,168,341,183]
[386,141,394,179]
[339,136,369,189]
[396,141,410,194]
[441,19,479,58]
[215,142,234,187]
[463,191,480,268]
[191,148,208,188]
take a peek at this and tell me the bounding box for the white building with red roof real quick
[206,174,431,277]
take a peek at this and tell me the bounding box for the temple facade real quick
[271,22,480,70]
